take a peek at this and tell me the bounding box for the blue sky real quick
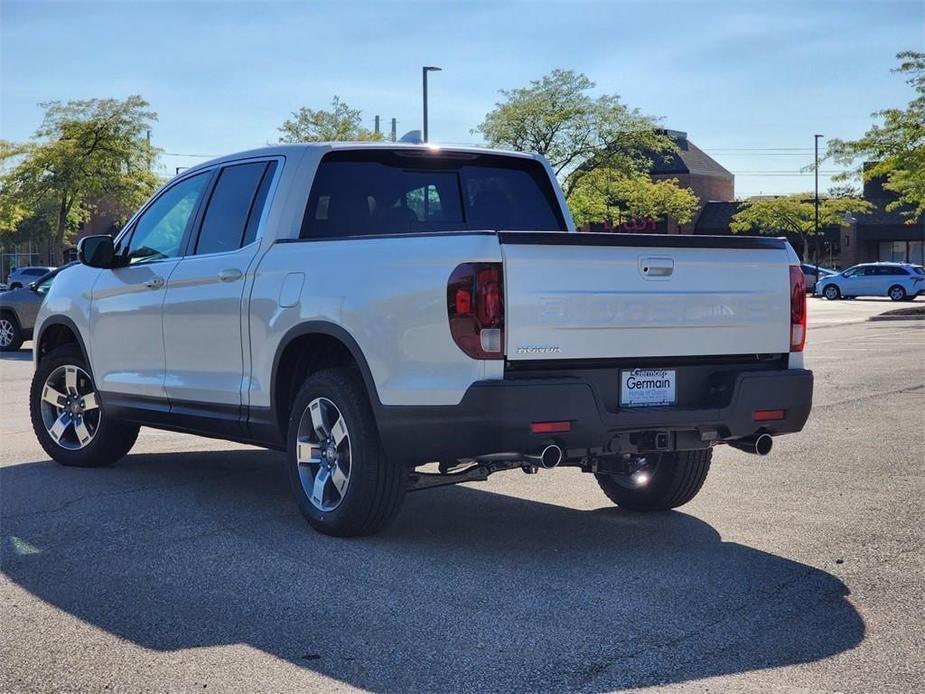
[2,0,922,196]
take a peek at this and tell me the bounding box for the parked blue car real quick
[815,262,924,301]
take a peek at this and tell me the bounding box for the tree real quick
[278,96,383,143]
[474,69,675,195]
[826,51,925,221]
[730,194,872,260]
[0,96,159,247]
[567,168,700,228]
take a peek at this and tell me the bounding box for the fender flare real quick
[34,315,91,368]
[271,321,381,409]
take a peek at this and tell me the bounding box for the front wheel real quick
[287,368,406,537]
[595,449,712,511]
[888,285,907,302]
[0,314,23,351]
[30,345,139,467]
[823,284,841,300]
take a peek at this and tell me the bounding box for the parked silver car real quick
[0,265,71,350]
[815,262,925,301]
[6,266,56,290]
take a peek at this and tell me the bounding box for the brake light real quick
[789,265,806,352]
[447,262,504,359]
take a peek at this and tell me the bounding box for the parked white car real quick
[815,262,924,301]
[30,143,813,536]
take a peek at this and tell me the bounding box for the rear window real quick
[300,150,566,239]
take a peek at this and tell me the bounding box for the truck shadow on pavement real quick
[1,448,864,692]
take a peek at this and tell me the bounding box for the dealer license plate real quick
[620,369,676,407]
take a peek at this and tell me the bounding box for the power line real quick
[161,151,219,158]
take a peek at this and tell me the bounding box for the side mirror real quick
[77,235,116,268]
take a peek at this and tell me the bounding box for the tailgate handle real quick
[639,256,674,279]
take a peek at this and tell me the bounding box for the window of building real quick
[910,241,924,266]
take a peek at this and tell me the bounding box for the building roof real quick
[693,201,741,234]
[649,130,734,179]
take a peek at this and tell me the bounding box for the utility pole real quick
[390,118,397,142]
[814,134,823,292]
[422,65,442,142]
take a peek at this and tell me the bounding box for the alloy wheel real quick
[889,286,905,301]
[296,397,352,511]
[824,286,839,300]
[0,319,14,347]
[39,364,101,450]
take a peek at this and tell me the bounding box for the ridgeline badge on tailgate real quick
[516,345,561,355]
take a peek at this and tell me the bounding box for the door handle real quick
[144,277,164,289]
[218,268,243,283]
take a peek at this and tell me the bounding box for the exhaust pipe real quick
[525,444,563,469]
[728,433,773,456]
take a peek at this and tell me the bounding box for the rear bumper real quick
[376,367,813,465]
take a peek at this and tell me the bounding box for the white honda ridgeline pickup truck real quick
[30,143,813,536]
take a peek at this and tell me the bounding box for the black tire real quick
[595,449,712,511]
[30,344,139,467]
[0,313,23,351]
[287,367,406,537]
[888,285,907,302]
[822,284,841,300]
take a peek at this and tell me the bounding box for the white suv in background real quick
[816,262,924,301]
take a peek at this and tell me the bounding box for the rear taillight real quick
[447,262,504,359]
[789,265,806,352]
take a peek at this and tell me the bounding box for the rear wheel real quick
[287,368,406,537]
[30,345,139,467]
[595,449,712,511]
[0,314,23,351]
[888,285,907,302]
[823,284,841,300]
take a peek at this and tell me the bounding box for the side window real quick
[34,275,55,294]
[128,172,210,264]
[195,161,274,255]
[242,161,277,247]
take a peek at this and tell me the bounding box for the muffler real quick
[728,433,773,456]
[524,444,563,469]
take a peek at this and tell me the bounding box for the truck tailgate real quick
[500,232,793,360]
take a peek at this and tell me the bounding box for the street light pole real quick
[422,66,442,143]
[814,133,823,292]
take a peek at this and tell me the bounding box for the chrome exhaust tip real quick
[755,433,773,456]
[728,433,773,456]
[526,444,563,469]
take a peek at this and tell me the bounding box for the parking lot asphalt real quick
[1,315,923,693]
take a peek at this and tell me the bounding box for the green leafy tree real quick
[826,51,925,221]
[568,168,700,228]
[0,96,160,247]
[474,69,675,195]
[730,194,872,260]
[278,96,383,142]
